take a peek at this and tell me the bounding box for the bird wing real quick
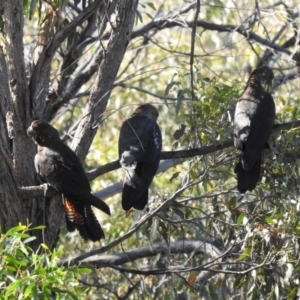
[29,120,110,240]
[242,91,275,169]
[35,146,90,195]
[119,115,162,176]
[119,114,162,210]
[234,89,275,170]
[35,147,110,214]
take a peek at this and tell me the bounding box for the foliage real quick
[0,225,90,300]
[3,0,300,299]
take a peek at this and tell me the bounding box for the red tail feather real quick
[63,197,105,241]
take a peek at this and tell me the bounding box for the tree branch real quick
[44,49,104,121]
[88,119,300,177]
[132,19,292,55]
[19,184,58,198]
[116,83,191,102]
[63,239,273,278]
[30,1,104,118]
[19,119,300,199]
[101,255,274,276]
[58,239,222,267]
[67,187,188,264]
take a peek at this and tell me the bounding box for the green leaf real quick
[265,216,276,225]
[169,171,180,182]
[176,88,190,116]
[24,282,36,298]
[48,287,79,300]
[5,278,28,300]
[189,169,197,180]
[145,12,153,20]
[40,243,50,251]
[23,0,29,15]
[164,81,180,107]
[13,233,30,238]
[147,2,157,10]
[77,267,92,274]
[237,247,251,261]
[136,10,143,24]
[28,225,46,231]
[4,253,28,267]
[237,213,246,226]
[5,225,27,236]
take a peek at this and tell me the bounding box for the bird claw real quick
[120,152,137,169]
[125,208,133,218]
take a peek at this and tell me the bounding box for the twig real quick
[190,0,200,101]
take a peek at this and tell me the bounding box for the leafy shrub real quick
[0,224,90,300]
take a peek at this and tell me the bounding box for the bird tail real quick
[64,198,105,241]
[122,184,149,211]
[235,155,261,194]
[70,193,111,216]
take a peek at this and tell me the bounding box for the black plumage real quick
[234,66,275,193]
[27,120,110,241]
[118,104,162,211]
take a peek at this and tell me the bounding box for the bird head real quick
[250,66,274,92]
[133,104,159,121]
[27,120,60,146]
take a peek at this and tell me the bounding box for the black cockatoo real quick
[234,66,275,193]
[27,120,110,241]
[118,104,162,212]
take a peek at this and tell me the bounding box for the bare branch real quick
[131,19,292,56]
[58,239,222,267]
[30,1,104,118]
[19,119,300,199]
[102,254,274,276]
[19,184,58,198]
[44,49,104,121]
[86,119,300,182]
[115,83,190,101]
[67,187,188,264]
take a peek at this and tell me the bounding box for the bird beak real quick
[27,126,36,138]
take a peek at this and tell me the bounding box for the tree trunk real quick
[0,0,139,250]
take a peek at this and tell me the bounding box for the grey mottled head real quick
[132,104,159,121]
[248,66,274,91]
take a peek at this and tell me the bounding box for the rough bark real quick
[1,0,36,235]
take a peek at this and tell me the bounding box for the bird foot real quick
[125,208,134,218]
